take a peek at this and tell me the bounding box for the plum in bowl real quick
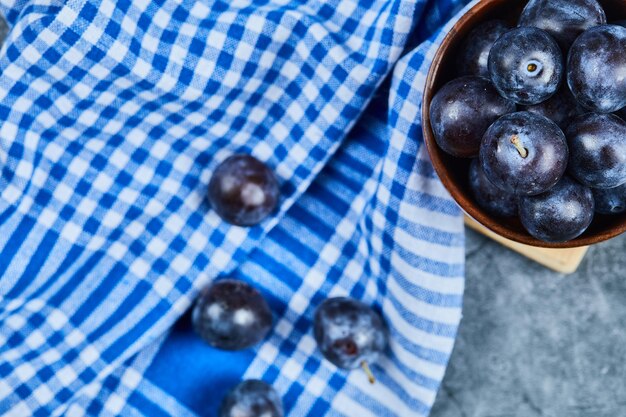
[422,0,626,248]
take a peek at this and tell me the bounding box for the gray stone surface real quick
[430,229,626,417]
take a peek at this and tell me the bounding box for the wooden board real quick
[465,216,589,274]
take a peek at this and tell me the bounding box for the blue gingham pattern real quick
[0,0,472,415]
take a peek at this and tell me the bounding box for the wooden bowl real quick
[422,0,626,248]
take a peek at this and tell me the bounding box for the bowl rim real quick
[421,0,626,249]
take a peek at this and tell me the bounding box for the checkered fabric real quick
[0,0,472,415]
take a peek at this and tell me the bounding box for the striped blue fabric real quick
[0,0,473,415]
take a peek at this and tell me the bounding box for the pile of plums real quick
[431,0,626,243]
[204,155,390,414]
[193,279,388,416]
[204,157,388,413]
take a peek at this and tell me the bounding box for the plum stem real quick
[361,361,375,384]
[510,135,528,158]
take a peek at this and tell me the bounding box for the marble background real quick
[430,229,626,417]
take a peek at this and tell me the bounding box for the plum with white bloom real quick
[192,280,272,350]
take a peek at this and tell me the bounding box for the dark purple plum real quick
[469,159,518,217]
[519,176,594,243]
[566,113,626,189]
[521,86,584,130]
[592,183,626,214]
[488,27,563,105]
[220,380,283,417]
[429,76,515,158]
[518,0,606,50]
[192,280,272,351]
[456,20,510,78]
[567,25,626,113]
[480,112,568,196]
[208,154,279,226]
[0,14,7,49]
[313,297,387,383]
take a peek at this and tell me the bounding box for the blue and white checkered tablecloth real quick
[0,0,472,415]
